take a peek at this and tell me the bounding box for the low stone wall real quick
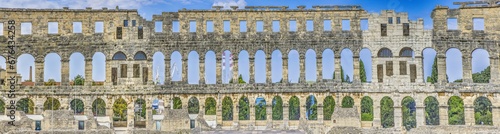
[9,130,115,134]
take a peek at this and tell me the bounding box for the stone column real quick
[282,57,288,83]
[462,55,472,83]
[492,107,500,126]
[35,60,44,86]
[147,59,153,85]
[464,105,474,126]
[164,58,171,84]
[61,59,70,85]
[127,107,134,128]
[352,55,360,83]
[234,103,239,122]
[105,59,111,85]
[416,105,425,127]
[373,100,381,127]
[283,104,289,121]
[250,104,255,122]
[394,106,402,128]
[415,56,424,83]
[216,104,222,125]
[317,104,324,122]
[249,57,255,83]
[266,57,272,83]
[266,104,272,122]
[439,105,448,125]
[199,57,205,84]
[216,58,222,84]
[299,53,305,83]
[317,56,323,82]
[232,57,239,84]
[489,57,500,84]
[334,56,341,82]
[84,59,93,86]
[437,54,447,83]
[182,58,188,83]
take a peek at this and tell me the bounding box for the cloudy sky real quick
[0,0,491,84]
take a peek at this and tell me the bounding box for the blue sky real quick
[0,0,491,83]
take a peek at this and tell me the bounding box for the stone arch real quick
[239,96,250,120]
[288,49,300,83]
[92,98,106,116]
[222,96,233,120]
[170,51,182,81]
[205,97,216,115]
[378,48,393,57]
[360,48,372,83]
[44,53,61,82]
[92,52,106,82]
[446,48,463,83]
[380,96,394,128]
[152,51,165,85]
[69,52,85,83]
[70,99,84,115]
[402,96,416,130]
[323,96,335,120]
[43,97,61,110]
[474,96,492,125]
[172,97,182,109]
[448,96,464,125]
[112,51,127,60]
[341,96,354,108]
[305,49,317,82]
[361,96,373,121]
[255,50,266,83]
[289,96,300,120]
[188,51,200,84]
[17,54,35,82]
[341,48,353,82]
[422,48,437,83]
[255,96,266,120]
[322,49,335,80]
[113,97,128,121]
[271,49,283,83]
[133,51,147,60]
[471,49,490,83]
[306,95,318,120]
[400,47,414,57]
[17,98,34,114]
[272,96,283,120]
[188,97,199,114]
[205,51,216,84]
[424,96,440,125]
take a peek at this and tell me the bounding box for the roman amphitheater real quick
[1,1,500,134]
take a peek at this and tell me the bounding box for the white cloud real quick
[212,0,246,9]
[0,0,167,9]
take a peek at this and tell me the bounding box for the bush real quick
[361,113,373,121]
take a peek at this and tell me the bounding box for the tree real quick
[16,98,34,114]
[424,97,440,125]
[448,96,464,125]
[272,96,283,120]
[359,60,367,83]
[43,97,61,110]
[73,75,85,85]
[92,98,106,116]
[70,99,84,114]
[306,95,317,120]
[113,98,127,121]
[173,97,182,109]
[239,96,250,120]
[205,98,216,115]
[342,96,354,108]
[323,96,335,120]
[238,74,246,83]
[45,79,56,86]
[426,57,438,84]
[341,67,345,82]
[361,96,373,121]
[255,99,266,120]
[402,97,416,130]
[472,66,490,83]
[381,97,394,128]
[289,96,300,120]
[135,99,146,118]
[188,97,199,114]
[474,97,492,125]
[222,97,233,120]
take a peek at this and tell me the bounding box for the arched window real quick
[378,48,392,57]
[134,51,147,60]
[112,52,127,60]
[400,47,414,57]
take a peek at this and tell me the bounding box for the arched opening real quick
[112,51,127,60]
[113,97,128,127]
[205,97,216,115]
[239,96,250,120]
[69,52,85,85]
[0,56,5,70]
[288,50,300,83]
[378,48,393,57]
[44,53,61,83]
[323,96,335,120]
[188,51,199,84]
[341,49,353,83]
[0,99,4,115]
[402,96,416,130]
[92,98,106,116]
[361,96,373,121]
[424,96,439,125]
[306,95,317,120]
[152,52,165,85]
[255,50,266,83]
[422,48,437,83]
[172,97,182,109]
[134,98,146,128]
[255,96,266,120]
[289,96,300,120]
[322,49,335,80]
[448,96,464,125]
[305,49,317,82]
[360,48,372,83]
[400,47,414,57]
[380,96,394,128]
[70,99,84,115]
[133,51,147,60]
[471,49,490,83]
[92,52,106,83]
[170,51,182,81]
[221,50,233,84]
[17,54,35,83]
[205,51,216,84]
[341,96,354,108]
[16,98,34,114]
[474,96,492,125]
[272,50,283,83]
[188,97,199,114]
[43,97,60,110]
[272,96,283,120]
[238,50,249,83]
[222,96,233,120]
[446,48,463,83]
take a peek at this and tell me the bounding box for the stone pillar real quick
[35,60,44,86]
[317,56,323,82]
[84,59,93,86]
[216,58,222,84]
[199,57,205,84]
[266,104,272,122]
[334,56,341,82]
[164,58,171,84]
[416,106,425,127]
[415,56,424,83]
[493,107,500,126]
[489,57,500,84]
[182,58,188,83]
[61,58,70,85]
[234,103,239,122]
[127,107,134,128]
[317,104,324,122]
[464,105,474,126]
[394,106,402,128]
[439,105,448,125]
[216,104,222,125]
[352,55,360,83]
[105,59,111,85]
[266,57,272,83]
[250,104,255,122]
[249,57,255,83]
[437,54,447,83]
[373,100,381,127]
[147,59,153,85]
[282,57,288,83]
[299,53,305,83]
[232,57,239,84]
[283,105,289,121]
[462,55,472,83]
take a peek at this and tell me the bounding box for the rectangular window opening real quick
[133,64,140,78]
[156,121,161,130]
[189,20,196,32]
[360,19,368,31]
[397,17,401,24]
[306,20,313,31]
[223,20,230,32]
[377,64,383,83]
[323,19,331,31]
[240,20,247,32]
[410,64,416,83]
[381,24,387,36]
[48,22,58,34]
[190,119,195,129]
[143,67,148,85]
[289,20,297,32]
[73,22,82,33]
[272,20,280,32]
[112,68,117,85]
[116,27,122,39]
[0,22,3,36]
[256,20,264,32]
[386,61,393,76]
[154,21,163,33]
[206,20,214,33]
[447,18,458,30]
[132,20,136,27]
[473,18,485,31]
[138,26,143,39]
[403,23,410,36]
[35,121,41,131]
[388,17,393,24]
[342,19,350,31]
[399,61,407,75]
[78,121,85,130]
[172,20,180,33]
[124,20,128,27]
[121,64,127,78]
[21,22,32,35]
[95,21,104,33]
